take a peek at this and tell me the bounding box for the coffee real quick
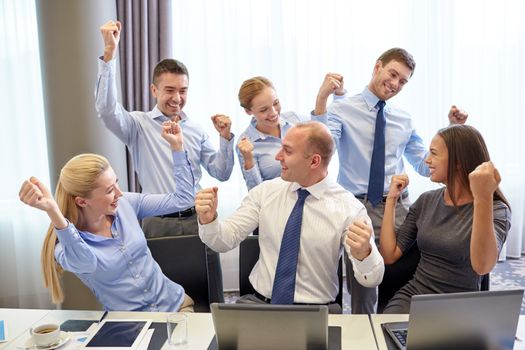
[30,323,61,347]
[36,328,57,334]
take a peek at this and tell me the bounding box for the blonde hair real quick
[42,153,110,303]
[238,76,274,109]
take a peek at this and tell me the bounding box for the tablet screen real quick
[86,321,147,348]
[0,320,6,343]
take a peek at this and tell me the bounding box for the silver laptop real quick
[210,303,328,350]
[383,289,524,350]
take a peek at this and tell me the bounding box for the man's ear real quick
[75,196,88,208]
[310,154,322,169]
[244,107,252,115]
[373,60,382,75]
[150,83,158,98]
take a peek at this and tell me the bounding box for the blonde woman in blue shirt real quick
[236,75,345,190]
[19,121,196,312]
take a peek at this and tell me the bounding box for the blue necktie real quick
[367,100,386,207]
[271,189,310,304]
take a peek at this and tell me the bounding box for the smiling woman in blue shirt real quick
[18,121,196,312]
[236,76,345,191]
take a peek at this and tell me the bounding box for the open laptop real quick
[209,303,335,350]
[383,289,524,350]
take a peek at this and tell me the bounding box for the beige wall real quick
[36,0,128,191]
[36,0,127,310]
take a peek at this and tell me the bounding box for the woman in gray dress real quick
[379,124,510,313]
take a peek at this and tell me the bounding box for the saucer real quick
[25,332,70,349]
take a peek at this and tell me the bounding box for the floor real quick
[224,257,525,314]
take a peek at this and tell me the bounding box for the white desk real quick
[372,314,525,350]
[1,309,378,350]
[0,309,51,350]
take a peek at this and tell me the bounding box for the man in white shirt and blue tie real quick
[196,121,384,313]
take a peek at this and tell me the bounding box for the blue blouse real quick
[54,151,195,311]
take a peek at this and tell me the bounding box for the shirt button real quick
[151,304,155,307]
[128,261,133,265]
[144,289,148,293]
[135,274,139,279]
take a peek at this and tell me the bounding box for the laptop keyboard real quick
[392,329,408,347]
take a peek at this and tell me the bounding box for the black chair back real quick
[147,235,211,312]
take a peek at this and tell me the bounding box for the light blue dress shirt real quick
[54,151,195,312]
[313,87,429,196]
[236,111,307,190]
[95,59,235,199]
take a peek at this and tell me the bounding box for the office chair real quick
[239,235,344,313]
[147,235,220,312]
[61,271,103,310]
[377,243,421,313]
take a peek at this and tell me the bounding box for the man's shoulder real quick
[257,177,287,190]
[181,117,206,134]
[329,93,367,115]
[385,103,412,120]
[321,178,364,206]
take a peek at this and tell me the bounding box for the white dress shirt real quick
[199,176,384,304]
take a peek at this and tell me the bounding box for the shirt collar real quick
[150,106,187,123]
[361,86,388,112]
[246,117,289,141]
[288,175,333,200]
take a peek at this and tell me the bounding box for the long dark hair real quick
[437,124,510,209]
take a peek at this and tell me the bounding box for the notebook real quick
[383,289,524,350]
[209,303,340,350]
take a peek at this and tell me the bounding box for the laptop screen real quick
[405,289,523,350]
[210,303,328,350]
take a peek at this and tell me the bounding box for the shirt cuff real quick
[172,150,189,165]
[97,57,116,76]
[220,133,235,150]
[348,246,383,274]
[198,216,220,239]
[55,222,83,245]
[311,112,328,124]
[333,89,347,100]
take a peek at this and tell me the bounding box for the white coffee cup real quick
[30,323,61,347]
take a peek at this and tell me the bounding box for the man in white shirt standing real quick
[196,121,384,313]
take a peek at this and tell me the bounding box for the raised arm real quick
[100,20,121,63]
[345,218,385,287]
[196,187,219,225]
[314,73,345,116]
[236,137,264,190]
[469,161,500,275]
[95,20,139,145]
[19,177,98,274]
[448,105,468,125]
[161,120,184,152]
[380,174,409,264]
[131,121,195,218]
[196,185,260,252]
[198,114,235,181]
[19,177,68,230]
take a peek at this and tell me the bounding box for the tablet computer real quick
[0,320,7,343]
[83,319,152,350]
